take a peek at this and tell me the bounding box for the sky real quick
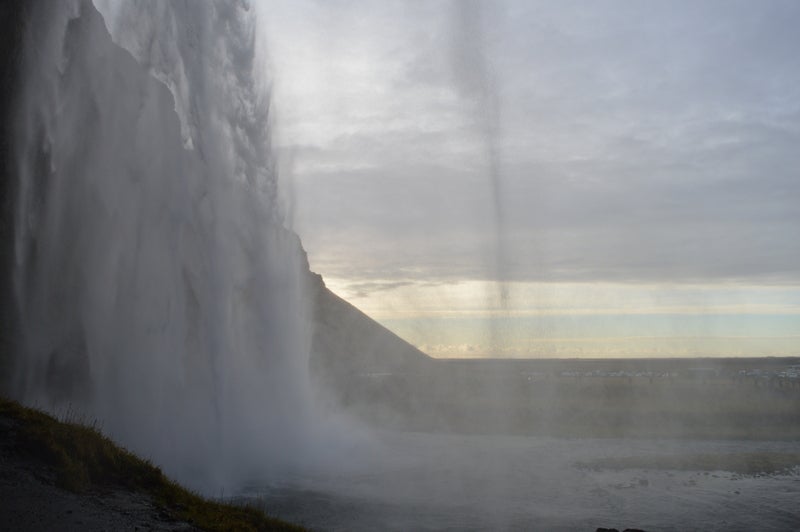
[258,0,800,358]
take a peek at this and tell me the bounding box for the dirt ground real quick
[0,416,196,532]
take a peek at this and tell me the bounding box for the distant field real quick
[577,451,800,475]
[334,357,800,440]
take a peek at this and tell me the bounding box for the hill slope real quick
[0,397,302,531]
[308,272,431,398]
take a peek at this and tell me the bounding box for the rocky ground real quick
[0,416,197,531]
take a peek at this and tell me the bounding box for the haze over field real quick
[261,0,800,358]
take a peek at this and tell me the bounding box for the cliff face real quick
[0,0,429,407]
[0,1,30,389]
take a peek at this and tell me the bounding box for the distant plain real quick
[250,356,800,530]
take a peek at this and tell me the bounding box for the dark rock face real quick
[0,0,30,391]
[44,331,93,404]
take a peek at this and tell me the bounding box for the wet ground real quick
[247,431,800,531]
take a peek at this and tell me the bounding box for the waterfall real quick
[11,0,316,491]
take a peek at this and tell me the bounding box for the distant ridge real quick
[308,272,431,392]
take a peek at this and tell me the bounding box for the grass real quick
[0,397,304,531]
[576,452,800,475]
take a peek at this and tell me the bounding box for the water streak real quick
[450,0,510,352]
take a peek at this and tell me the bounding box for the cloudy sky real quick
[259,0,800,357]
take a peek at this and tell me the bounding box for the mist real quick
[8,0,341,492]
[1,1,799,530]
[258,2,800,529]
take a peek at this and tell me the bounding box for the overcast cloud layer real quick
[262,1,800,293]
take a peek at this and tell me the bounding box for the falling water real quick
[11,0,317,491]
[450,1,510,356]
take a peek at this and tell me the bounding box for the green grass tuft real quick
[0,397,304,531]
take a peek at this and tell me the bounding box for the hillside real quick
[0,397,302,531]
[308,272,432,400]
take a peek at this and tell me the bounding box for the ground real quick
[0,416,197,531]
[0,399,303,532]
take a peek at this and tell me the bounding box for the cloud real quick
[263,0,800,286]
[343,280,416,298]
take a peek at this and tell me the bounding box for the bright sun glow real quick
[324,278,800,357]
